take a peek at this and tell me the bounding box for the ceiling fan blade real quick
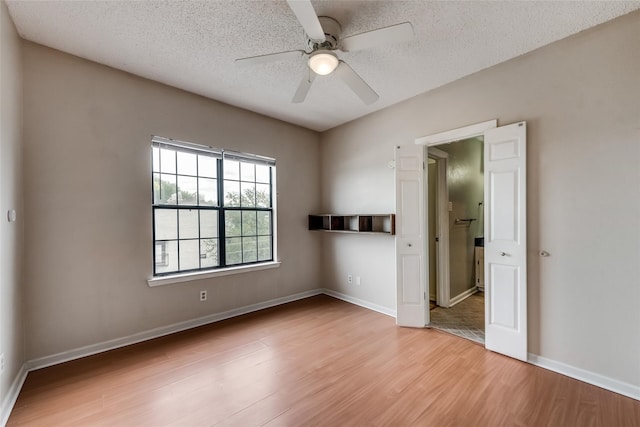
[235,50,305,67]
[334,61,379,105]
[286,0,326,42]
[292,69,317,103]
[340,22,414,52]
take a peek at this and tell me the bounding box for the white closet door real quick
[395,144,427,327]
[484,122,527,361]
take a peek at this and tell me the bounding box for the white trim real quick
[322,288,396,318]
[147,261,281,287]
[27,288,319,371]
[427,146,448,158]
[427,148,450,308]
[152,135,222,157]
[415,120,497,146]
[448,287,478,307]
[528,353,640,401]
[0,364,28,427]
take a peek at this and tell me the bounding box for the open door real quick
[395,144,427,327]
[484,122,527,361]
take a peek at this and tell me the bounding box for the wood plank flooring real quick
[8,295,640,426]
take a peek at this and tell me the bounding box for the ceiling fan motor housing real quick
[307,16,341,50]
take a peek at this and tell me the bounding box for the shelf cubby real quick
[308,214,395,235]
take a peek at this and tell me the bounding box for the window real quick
[152,136,275,276]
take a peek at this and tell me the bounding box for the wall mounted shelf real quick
[308,214,395,235]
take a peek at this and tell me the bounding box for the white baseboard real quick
[321,288,396,318]
[528,353,639,401]
[27,289,323,372]
[1,364,28,427]
[448,287,477,307]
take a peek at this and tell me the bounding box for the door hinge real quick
[424,291,427,301]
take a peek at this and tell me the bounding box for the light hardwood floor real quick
[8,295,640,426]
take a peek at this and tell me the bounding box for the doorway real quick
[395,119,528,361]
[427,136,485,344]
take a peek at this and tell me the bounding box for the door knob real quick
[499,252,507,256]
[408,243,412,247]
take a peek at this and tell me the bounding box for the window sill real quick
[147,261,281,287]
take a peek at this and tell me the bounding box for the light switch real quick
[448,202,453,212]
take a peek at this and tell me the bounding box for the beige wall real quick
[438,137,484,298]
[22,42,322,360]
[0,0,25,413]
[321,11,640,387]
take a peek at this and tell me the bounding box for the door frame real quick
[415,120,497,319]
[426,147,450,308]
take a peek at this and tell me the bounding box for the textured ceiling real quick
[6,1,639,132]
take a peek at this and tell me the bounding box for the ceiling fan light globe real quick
[309,52,339,75]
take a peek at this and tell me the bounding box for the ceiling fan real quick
[235,0,414,105]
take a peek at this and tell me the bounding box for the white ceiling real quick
[6,1,639,132]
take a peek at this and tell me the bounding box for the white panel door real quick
[395,145,427,327]
[484,122,527,361]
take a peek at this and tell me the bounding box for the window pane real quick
[240,162,255,181]
[198,155,217,178]
[257,211,271,235]
[155,209,177,240]
[177,175,198,205]
[256,164,270,183]
[154,242,165,265]
[224,159,239,180]
[155,240,178,274]
[225,237,242,265]
[177,151,197,176]
[241,182,256,207]
[200,239,219,268]
[242,236,257,263]
[258,236,272,261]
[224,180,240,207]
[256,183,271,208]
[179,239,200,270]
[179,209,199,239]
[242,211,257,236]
[198,178,217,206]
[152,146,160,172]
[156,174,177,204]
[225,210,241,237]
[160,148,176,174]
[153,173,161,203]
[200,210,218,238]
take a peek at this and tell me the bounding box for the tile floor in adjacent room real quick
[429,292,485,344]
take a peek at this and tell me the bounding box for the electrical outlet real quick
[347,274,353,284]
[0,353,4,375]
[199,290,207,301]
